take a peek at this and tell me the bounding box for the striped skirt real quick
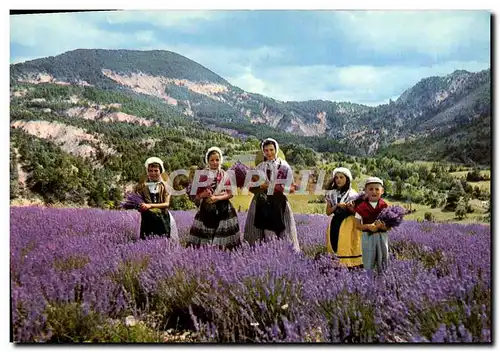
[243,197,300,252]
[186,200,241,249]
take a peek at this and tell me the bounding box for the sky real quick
[10,10,491,106]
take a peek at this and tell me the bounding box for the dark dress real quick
[243,159,300,251]
[187,169,241,249]
[136,181,178,241]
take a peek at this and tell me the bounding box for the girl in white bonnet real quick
[244,138,300,251]
[186,147,241,250]
[135,157,179,241]
[325,167,362,268]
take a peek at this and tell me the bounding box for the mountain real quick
[10,49,491,164]
[377,113,491,165]
[9,49,491,206]
[10,49,372,138]
[10,49,229,86]
[339,68,491,158]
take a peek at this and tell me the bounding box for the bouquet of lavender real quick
[120,193,145,210]
[229,161,249,188]
[377,206,407,228]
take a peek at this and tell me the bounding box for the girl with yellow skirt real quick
[325,167,362,268]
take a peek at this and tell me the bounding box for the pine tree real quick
[444,181,465,212]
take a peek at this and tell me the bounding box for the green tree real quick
[455,200,467,220]
[444,181,465,212]
[169,194,196,210]
[383,179,393,197]
[10,149,19,200]
[466,168,484,182]
[424,212,435,222]
[394,177,404,200]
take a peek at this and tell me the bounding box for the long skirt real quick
[326,213,362,267]
[243,197,300,251]
[140,210,179,242]
[186,200,241,250]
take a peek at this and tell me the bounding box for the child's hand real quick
[260,181,269,190]
[206,195,218,204]
[368,223,379,232]
[337,202,347,209]
[374,220,385,228]
[346,201,356,210]
[324,194,332,204]
[139,203,152,212]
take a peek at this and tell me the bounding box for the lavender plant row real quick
[10,207,491,343]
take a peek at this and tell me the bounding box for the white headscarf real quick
[144,156,164,173]
[144,157,165,193]
[261,138,280,158]
[332,167,352,183]
[326,167,358,206]
[257,138,292,182]
[205,147,224,168]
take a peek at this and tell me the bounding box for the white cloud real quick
[227,67,268,94]
[332,11,490,57]
[100,10,221,28]
[10,12,286,81]
[134,30,156,44]
[226,60,490,105]
[138,43,286,78]
[9,11,223,59]
[10,13,131,52]
[337,66,380,88]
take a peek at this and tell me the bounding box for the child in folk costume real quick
[243,138,300,251]
[186,147,241,250]
[353,177,390,273]
[325,167,363,268]
[135,157,179,241]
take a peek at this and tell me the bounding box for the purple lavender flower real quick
[377,206,407,228]
[120,193,144,210]
[9,207,491,343]
[229,161,249,188]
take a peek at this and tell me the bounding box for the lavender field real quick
[10,207,491,343]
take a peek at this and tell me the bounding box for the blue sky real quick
[10,10,491,106]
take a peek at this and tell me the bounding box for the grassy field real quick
[449,170,491,191]
[412,160,436,167]
[450,170,491,178]
[228,152,257,166]
[388,200,489,224]
[468,180,491,191]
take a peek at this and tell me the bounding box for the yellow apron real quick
[326,215,362,267]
